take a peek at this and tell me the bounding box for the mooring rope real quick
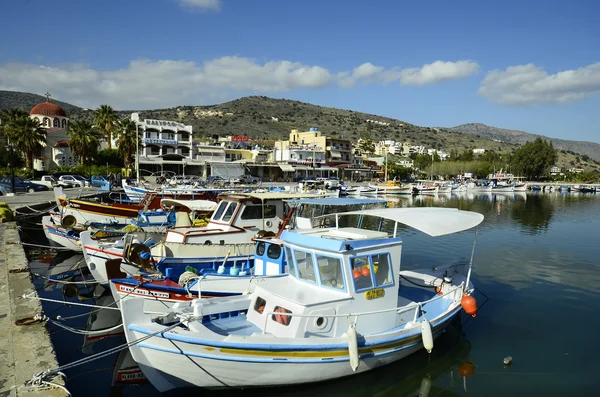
[21,292,121,311]
[19,241,74,250]
[28,316,194,390]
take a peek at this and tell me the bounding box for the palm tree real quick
[93,104,119,149]
[68,120,102,165]
[115,118,140,169]
[1,109,46,169]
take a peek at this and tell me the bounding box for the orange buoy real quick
[353,269,361,279]
[361,266,370,277]
[461,294,478,317]
[458,361,475,377]
[435,286,443,296]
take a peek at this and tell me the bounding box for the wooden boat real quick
[119,207,484,392]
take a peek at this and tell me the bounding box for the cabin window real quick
[254,297,266,313]
[212,201,228,221]
[315,254,344,290]
[267,244,281,259]
[351,256,374,291]
[372,253,393,287]
[240,205,277,220]
[294,249,317,284]
[220,202,238,222]
[284,246,296,276]
[272,306,292,326]
[256,241,266,256]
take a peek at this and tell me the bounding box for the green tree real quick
[511,138,557,180]
[413,153,432,171]
[94,148,124,167]
[1,108,46,169]
[357,134,376,154]
[459,149,474,162]
[93,104,119,149]
[115,118,140,169]
[68,120,102,165]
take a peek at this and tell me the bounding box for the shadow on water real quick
[164,318,472,397]
[18,191,600,396]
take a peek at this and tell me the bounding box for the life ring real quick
[274,307,291,326]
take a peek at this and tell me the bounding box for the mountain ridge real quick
[1,90,599,166]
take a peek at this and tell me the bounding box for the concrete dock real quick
[0,187,99,211]
[0,223,69,396]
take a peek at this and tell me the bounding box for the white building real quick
[129,113,206,176]
[274,143,326,166]
[28,98,76,171]
[473,148,486,154]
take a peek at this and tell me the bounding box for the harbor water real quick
[22,190,600,396]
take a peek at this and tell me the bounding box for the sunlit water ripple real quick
[23,191,600,396]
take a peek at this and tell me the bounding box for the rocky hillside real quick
[1,90,598,171]
[452,123,600,163]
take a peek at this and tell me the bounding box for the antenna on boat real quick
[465,229,478,292]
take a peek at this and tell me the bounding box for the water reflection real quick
[21,191,600,396]
[508,193,553,234]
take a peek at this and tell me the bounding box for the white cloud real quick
[178,0,220,11]
[352,62,384,80]
[397,60,479,85]
[0,57,333,109]
[336,60,479,88]
[0,57,478,109]
[479,62,600,105]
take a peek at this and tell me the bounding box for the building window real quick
[53,118,59,127]
[43,117,50,127]
[62,119,66,128]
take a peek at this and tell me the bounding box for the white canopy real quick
[161,199,218,212]
[337,207,484,237]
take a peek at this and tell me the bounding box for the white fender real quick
[421,318,433,353]
[419,375,432,397]
[346,322,359,371]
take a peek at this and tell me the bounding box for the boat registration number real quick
[365,288,385,300]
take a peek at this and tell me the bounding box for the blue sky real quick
[1,0,599,143]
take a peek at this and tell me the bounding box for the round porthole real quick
[265,220,273,228]
[315,317,326,329]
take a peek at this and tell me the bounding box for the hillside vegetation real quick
[1,90,599,173]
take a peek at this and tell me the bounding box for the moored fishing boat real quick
[81,192,333,285]
[119,207,484,392]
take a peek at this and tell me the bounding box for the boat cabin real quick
[163,192,335,245]
[285,197,387,229]
[245,226,403,338]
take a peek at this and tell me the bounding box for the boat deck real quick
[203,314,260,337]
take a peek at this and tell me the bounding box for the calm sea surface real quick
[23,191,600,396]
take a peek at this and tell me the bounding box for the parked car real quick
[31,175,59,189]
[0,182,12,195]
[58,175,89,188]
[239,175,261,184]
[206,176,226,184]
[0,176,49,193]
[90,175,109,188]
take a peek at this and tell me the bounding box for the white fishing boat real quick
[512,183,529,192]
[466,182,492,192]
[345,186,378,196]
[119,207,484,392]
[81,192,334,285]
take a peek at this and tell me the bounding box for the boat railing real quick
[261,282,464,334]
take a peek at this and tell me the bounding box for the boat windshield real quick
[286,247,346,291]
[211,201,228,221]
